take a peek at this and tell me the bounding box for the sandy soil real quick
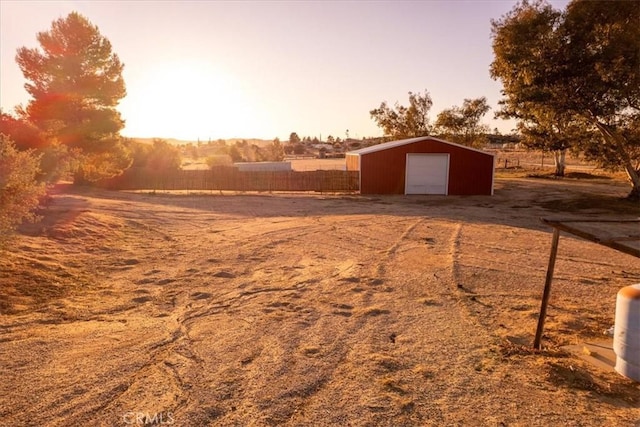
[1,175,639,426]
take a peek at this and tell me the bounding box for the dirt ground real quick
[1,174,639,426]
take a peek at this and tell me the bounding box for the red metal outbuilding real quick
[346,136,494,195]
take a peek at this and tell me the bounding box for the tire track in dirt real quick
[402,221,513,424]
[86,216,337,424]
[0,195,225,425]
[201,218,485,424]
[373,218,424,278]
[4,189,638,426]
[0,316,178,425]
[333,219,526,425]
[150,216,418,424]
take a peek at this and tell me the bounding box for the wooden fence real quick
[92,167,360,192]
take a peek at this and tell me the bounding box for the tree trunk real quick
[592,120,639,199]
[553,150,566,177]
[623,161,640,201]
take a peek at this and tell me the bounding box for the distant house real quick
[346,136,494,195]
[311,143,334,151]
[486,134,521,149]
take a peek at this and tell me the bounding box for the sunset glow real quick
[0,0,571,141]
[118,61,267,140]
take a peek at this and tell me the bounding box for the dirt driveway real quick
[1,176,639,426]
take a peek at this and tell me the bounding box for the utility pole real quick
[345,129,349,152]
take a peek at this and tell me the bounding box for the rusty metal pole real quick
[534,228,560,350]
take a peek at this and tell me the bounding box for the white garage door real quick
[405,153,449,195]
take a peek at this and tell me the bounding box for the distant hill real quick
[128,137,190,146]
[129,137,273,147]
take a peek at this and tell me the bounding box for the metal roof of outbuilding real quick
[346,136,495,157]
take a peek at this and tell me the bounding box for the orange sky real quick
[1,0,570,141]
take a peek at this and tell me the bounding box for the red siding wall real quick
[358,138,493,195]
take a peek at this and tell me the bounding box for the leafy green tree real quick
[491,0,640,198]
[435,97,491,148]
[370,90,433,139]
[0,135,47,248]
[15,11,131,181]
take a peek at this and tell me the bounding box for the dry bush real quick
[0,134,46,248]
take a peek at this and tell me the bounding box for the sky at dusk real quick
[0,0,570,142]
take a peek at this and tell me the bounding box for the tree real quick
[228,145,243,162]
[490,1,574,176]
[0,135,47,248]
[15,12,131,181]
[205,155,232,168]
[289,132,301,144]
[1,111,74,182]
[235,140,258,162]
[267,138,285,161]
[0,111,48,151]
[491,0,640,197]
[370,91,433,139]
[561,0,640,196]
[251,144,266,162]
[185,143,199,160]
[435,97,491,148]
[146,139,182,173]
[125,139,151,168]
[514,109,586,176]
